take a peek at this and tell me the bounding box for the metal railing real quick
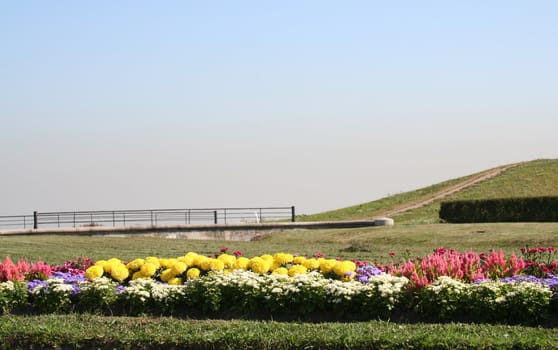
[0,206,296,230]
[0,215,35,229]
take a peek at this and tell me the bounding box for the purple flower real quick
[354,265,384,284]
[499,274,558,295]
[27,279,47,291]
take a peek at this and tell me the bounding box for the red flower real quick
[435,248,447,255]
[548,247,556,253]
[220,247,229,253]
[232,250,243,257]
[389,252,395,258]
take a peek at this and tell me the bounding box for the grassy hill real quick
[299,159,558,224]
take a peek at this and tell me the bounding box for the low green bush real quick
[440,197,558,223]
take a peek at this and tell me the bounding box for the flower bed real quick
[1,248,557,324]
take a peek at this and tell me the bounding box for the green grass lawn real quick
[2,314,558,350]
[2,222,557,264]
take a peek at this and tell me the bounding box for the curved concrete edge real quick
[0,218,394,237]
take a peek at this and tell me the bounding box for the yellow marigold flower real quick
[333,260,357,278]
[217,254,236,268]
[177,256,194,267]
[132,271,145,280]
[199,257,213,271]
[85,265,104,281]
[273,253,294,265]
[126,258,145,272]
[209,259,225,272]
[110,263,129,283]
[272,267,289,275]
[319,259,338,274]
[293,256,307,265]
[107,257,122,265]
[233,257,250,270]
[186,268,201,279]
[261,254,274,264]
[168,277,182,285]
[145,257,161,268]
[171,261,187,275]
[160,268,175,282]
[288,265,308,277]
[95,260,111,273]
[159,258,169,268]
[302,258,320,270]
[140,262,158,277]
[248,257,271,275]
[194,255,209,268]
[270,261,282,271]
[160,258,177,269]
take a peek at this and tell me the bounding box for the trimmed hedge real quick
[439,197,558,223]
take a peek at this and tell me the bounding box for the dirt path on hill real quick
[380,162,522,217]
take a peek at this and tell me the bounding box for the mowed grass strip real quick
[1,314,557,350]
[1,222,558,264]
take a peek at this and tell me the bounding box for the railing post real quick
[214,210,218,224]
[33,211,38,229]
[291,206,295,222]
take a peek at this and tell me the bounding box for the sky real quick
[1,1,557,216]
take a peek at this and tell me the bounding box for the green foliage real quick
[26,279,74,314]
[466,281,553,324]
[74,277,120,314]
[416,277,554,324]
[0,281,27,314]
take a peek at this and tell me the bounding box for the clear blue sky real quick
[1,1,557,215]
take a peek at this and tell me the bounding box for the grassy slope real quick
[300,159,558,224]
